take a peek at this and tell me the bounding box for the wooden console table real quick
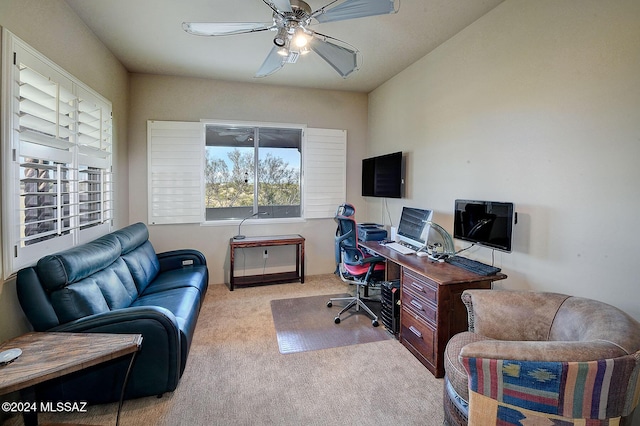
[0,332,142,426]
[360,241,506,378]
[228,234,305,291]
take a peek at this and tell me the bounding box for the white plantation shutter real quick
[76,86,113,242]
[147,121,205,224]
[2,30,113,277]
[303,128,346,219]
[17,61,75,247]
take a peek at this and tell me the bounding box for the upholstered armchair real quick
[444,290,640,425]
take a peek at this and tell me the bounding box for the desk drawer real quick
[402,269,437,303]
[401,307,435,363]
[402,287,437,324]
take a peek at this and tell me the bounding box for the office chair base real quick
[327,296,379,327]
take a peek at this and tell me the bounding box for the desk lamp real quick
[234,211,268,239]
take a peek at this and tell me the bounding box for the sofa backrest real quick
[112,222,160,294]
[36,233,122,291]
[49,258,138,323]
[35,234,139,324]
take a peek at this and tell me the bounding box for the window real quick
[147,121,346,225]
[205,124,302,220]
[2,30,113,277]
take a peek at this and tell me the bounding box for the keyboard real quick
[444,256,501,276]
[385,242,416,255]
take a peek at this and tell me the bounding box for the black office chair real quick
[327,203,385,327]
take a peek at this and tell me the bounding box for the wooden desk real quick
[0,332,142,425]
[229,234,305,291]
[360,241,506,378]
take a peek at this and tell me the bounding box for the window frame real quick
[203,119,305,223]
[1,30,113,279]
[147,120,346,227]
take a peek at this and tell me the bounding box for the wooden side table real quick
[229,234,305,291]
[0,332,142,426]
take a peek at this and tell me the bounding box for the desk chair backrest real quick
[334,203,361,266]
[334,203,385,285]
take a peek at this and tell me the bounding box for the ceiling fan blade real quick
[313,0,398,24]
[309,36,359,78]
[182,22,272,36]
[255,47,285,78]
[263,0,292,13]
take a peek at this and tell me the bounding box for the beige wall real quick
[368,0,640,320]
[0,0,130,341]
[128,74,368,285]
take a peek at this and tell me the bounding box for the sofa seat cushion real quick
[141,265,208,298]
[445,331,493,402]
[132,287,200,330]
[132,286,201,373]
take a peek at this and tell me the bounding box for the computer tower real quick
[380,280,400,336]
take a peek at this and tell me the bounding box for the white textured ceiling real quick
[65,0,504,93]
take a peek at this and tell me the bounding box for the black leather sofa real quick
[16,222,208,403]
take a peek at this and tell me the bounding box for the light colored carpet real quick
[10,274,444,426]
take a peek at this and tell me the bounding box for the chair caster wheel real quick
[326,301,332,308]
[372,320,379,327]
[334,317,341,324]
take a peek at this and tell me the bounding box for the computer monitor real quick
[396,207,433,248]
[453,199,514,252]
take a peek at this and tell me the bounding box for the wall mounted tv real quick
[362,151,403,198]
[453,199,515,252]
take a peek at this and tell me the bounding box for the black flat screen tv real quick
[362,151,402,198]
[453,199,514,252]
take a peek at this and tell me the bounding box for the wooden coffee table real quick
[0,332,143,426]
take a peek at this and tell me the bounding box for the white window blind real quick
[1,30,113,277]
[147,121,205,225]
[303,128,347,219]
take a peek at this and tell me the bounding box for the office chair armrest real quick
[341,247,383,265]
[360,255,385,264]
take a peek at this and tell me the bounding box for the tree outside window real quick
[205,125,301,220]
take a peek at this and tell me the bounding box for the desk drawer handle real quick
[410,300,423,311]
[409,326,422,338]
[410,282,424,292]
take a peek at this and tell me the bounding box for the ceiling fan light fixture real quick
[293,31,309,48]
[273,27,288,47]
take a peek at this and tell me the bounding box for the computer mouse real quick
[416,252,428,257]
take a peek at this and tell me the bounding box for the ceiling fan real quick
[182,0,400,78]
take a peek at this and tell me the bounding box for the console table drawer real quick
[401,307,435,364]
[402,269,436,303]
[402,287,437,324]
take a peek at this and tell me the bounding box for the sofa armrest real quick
[157,249,207,272]
[462,290,570,341]
[51,306,182,394]
[460,339,629,362]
